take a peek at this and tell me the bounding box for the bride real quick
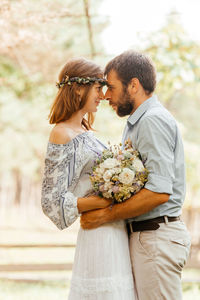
[41,57,136,299]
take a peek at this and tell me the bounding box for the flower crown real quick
[56,75,107,89]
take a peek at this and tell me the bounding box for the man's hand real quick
[80,207,109,229]
[80,189,169,229]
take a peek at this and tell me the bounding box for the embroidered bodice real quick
[41,131,106,230]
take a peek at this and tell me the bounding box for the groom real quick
[81,50,191,300]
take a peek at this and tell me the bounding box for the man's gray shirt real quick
[122,95,185,222]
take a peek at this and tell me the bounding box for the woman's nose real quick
[99,90,105,100]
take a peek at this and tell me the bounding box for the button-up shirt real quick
[122,95,185,222]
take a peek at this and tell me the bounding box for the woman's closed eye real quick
[96,86,102,91]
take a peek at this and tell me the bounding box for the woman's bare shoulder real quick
[49,124,73,145]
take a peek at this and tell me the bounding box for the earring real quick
[79,96,81,102]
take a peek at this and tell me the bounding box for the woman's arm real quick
[77,195,112,213]
[41,142,79,230]
[42,126,111,229]
[50,127,112,213]
[41,127,80,230]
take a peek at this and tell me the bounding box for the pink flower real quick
[99,185,105,192]
[112,186,119,193]
[117,155,124,160]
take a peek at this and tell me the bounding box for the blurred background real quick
[0,0,200,299]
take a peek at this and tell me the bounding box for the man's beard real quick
[116,87,134,117]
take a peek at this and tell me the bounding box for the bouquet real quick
[90,140,148,203]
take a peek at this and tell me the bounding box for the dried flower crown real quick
[56,75,107,89]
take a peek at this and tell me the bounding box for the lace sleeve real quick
[41,141,80,230]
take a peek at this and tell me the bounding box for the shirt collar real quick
[127,95,158,126]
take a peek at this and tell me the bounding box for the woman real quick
[41,58,135,299]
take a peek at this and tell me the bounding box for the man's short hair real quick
[104,50,156,95]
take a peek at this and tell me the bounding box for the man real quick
[81,50,191,300]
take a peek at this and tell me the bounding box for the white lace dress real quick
[41,131,135,300]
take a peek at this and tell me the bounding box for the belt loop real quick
[130,223,133,233]
[164,216,169,225]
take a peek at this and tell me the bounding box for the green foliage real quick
[0,56,33,98]
[137,11,200,207]
[0,0,107,181]
[140,12,200,107]
[0,54,54,178]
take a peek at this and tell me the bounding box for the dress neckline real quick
[48,130,93,147]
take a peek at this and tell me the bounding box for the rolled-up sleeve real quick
[136,115,176,194]
[41,142,80,230]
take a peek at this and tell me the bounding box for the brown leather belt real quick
[127,216,180,234]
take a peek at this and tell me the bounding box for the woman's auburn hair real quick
[49,57,104,130]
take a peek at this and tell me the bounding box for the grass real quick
[0,279,70,300]
[0,268,200,300]
[182,282,200,300]
[0,277,199,300]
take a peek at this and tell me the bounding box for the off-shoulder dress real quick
[41,131,135,300]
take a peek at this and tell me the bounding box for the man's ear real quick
[128,78,140,95]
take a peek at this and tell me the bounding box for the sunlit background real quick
[100,0,200,54]
[0,0,200,299]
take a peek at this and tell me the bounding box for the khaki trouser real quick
[129,220,191,300]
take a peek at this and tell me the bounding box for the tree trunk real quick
[13,168,22,206]
[83,0,95,59]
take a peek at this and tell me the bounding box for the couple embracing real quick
[41,50,191,300]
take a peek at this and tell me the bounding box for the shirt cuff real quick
[145,173,173,194]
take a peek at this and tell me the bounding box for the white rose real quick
[102,158,120,169]
[103,170,115,182]
[104,181,114,190]
[119,168,135,185]
[113,167,122,174]
[96,164,105,175]
[95,167,100,173]
[132,158,145,172]
[103,191,112,199]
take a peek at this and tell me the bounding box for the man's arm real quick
[81,188,169,229]
[81,114,176,229]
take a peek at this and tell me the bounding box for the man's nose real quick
[105,89,111,101]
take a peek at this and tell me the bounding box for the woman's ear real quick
[76,87,81,96]
[76,86,84,97]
